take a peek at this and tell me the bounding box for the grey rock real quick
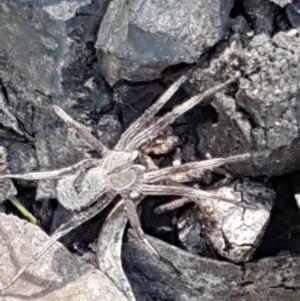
[270,0,293,7]
[177,180,275,263]
[97,114,122,148]
[5,142,37,174]
[286,0,300,27]
[0,213,129,301]
[33,108,88,200]
[96,0,234,85]
[177,208,216,257]
[243,0,280,34]
[196,92,252,158]
[0,0,111,198]
[123,233,300,301]
[0,147,16,202]
[0,90,23,137]
[189,30,300,176]
[0,1,109,101]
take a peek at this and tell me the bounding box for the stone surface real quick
[0,1,111,199]
[271,0,293,7]
[186,30,300,177]
[286,0,300,27]
[243,0,280,34]
[0,213,129,301]
[96,0,234,85]
[177,180,275,262]
[0,147,17,202]
[123,233,300,301]
[0,1,109,101]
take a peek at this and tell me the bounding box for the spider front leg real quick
[53,106,109,155]
[127,77,237,150]
[0,158,100,180]
[115,75,187,151]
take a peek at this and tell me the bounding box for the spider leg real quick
[127,77,237,150]
[122,196,144,240]
[120,194,157,254]
[154,197,190,214]
[97,199,136,301]
[0,158,100,180]
[115,75,187,151]
[142,153,250,183]
[136,184,254,209]
[0,195,112,293]
[97,195,157,301]
[53,106,109,155]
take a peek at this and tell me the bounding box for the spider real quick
[0,74,251,293]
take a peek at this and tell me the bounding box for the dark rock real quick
[123,233,300,301]
[0,1,109,101]
[286,0,300,27]
[243,0,281,34]
[96,0,234,85]
[97,114,122,148]
[187,30,300,177]
[113,80,165,128]
[5,141,37,174]
[0,1,111,199]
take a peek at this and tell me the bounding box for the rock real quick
[0,213,129,301]
[0,90,23,137]
[123,232,300,301]
[243,0,280,34]
[0,147,17,202]
[271,0,293,7]
[176,180,275,262]
[96,0,234,85]
[294,193,300,209]
[188,30,300,177]
[5,142,37,175]
[0,1,112,199]
[97,114,122,148]
[286,0,300,27]
[177,208,217,257]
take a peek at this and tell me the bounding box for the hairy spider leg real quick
[98,197,157,301]
[0,195,113,294]
[116,75,187,151]
[53,106,109,156]
[0,159,100,180]
[127,77,237,150]
[136,184,254,209]
[122,196,144,240]
[142,153,250,183]
[97,199,136,301]
[154,197,190,214]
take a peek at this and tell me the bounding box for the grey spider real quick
[0,75,251,293]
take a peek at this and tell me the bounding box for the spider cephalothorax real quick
[0,75,251,293]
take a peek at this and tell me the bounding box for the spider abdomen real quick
[56,166,106,211]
